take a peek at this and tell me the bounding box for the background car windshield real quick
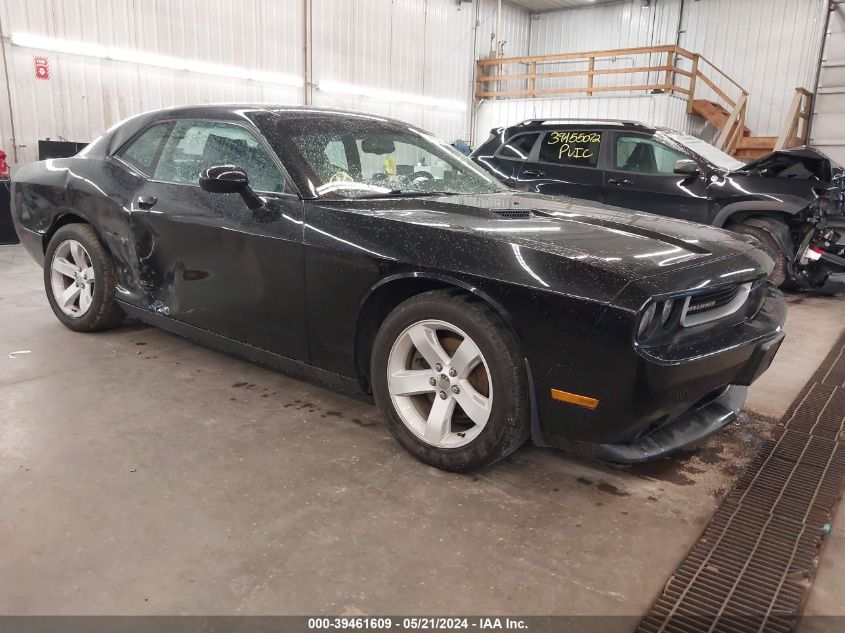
[289,120,506,198]
[666,132,745,172]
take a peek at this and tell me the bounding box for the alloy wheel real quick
[386,319,493,449]
[50,239,95,317]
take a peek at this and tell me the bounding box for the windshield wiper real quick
[351,190,456,199]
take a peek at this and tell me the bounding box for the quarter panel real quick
[12,157,147,298]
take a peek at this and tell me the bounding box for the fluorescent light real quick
[12,32,106,57]
[318,80,466,111]
[11,32,303,87]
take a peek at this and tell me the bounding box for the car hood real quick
[738,146,842,175]
[338,191,760,281]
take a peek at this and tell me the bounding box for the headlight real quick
[637,302,657,339]
[661,299,675,325]
[636,298,680,343]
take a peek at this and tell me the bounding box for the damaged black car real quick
[12,105,785,471]
[472,120,845,289]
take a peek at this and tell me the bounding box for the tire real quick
[44,223,125,332]
[371,289,529,472]
[728,221,788,287]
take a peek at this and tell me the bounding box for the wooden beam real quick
[476,83,675,99]
[687,54,699,114]
[696,72,736,108]
[663,51,673,91]
[474,64,677,84]
[476,44,682,66]
[529,61,537,98]
[587,56,595,96]
[716,93,747,151]
[775,88,804,150]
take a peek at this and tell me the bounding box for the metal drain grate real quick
[639,335,845,633]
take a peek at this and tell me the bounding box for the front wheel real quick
[728,221,788,287]
[371,290,529,472]
[44,223,125,332]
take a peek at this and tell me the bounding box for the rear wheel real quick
[728,221,788,287]
[44,224,124,332]
[371,290,529,472]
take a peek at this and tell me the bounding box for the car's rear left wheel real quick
[371,290,529,472]
[44,223,124,332]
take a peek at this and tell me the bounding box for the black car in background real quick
[12,105,785,471]
[472,119,844,287]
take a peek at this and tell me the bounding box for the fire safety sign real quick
[34,56,50,80]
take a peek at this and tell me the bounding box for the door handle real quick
[608,178,634,186]
[522,169,545,178]
[136,195,157,210]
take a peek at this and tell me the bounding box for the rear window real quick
[497,133,539,160]
[538,130,602,167]
[120,123,170,174]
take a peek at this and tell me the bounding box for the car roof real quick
[89,103,416,159]
[139,103,409,124]
[504,118,657,133]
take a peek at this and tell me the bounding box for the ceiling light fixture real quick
[11,32,303,87]
[317,80,467,112]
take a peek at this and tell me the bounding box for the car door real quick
[120,118,309,362]
[516,129,606,203]
[603,132,711,223]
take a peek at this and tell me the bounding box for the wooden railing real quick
[775,87,813,150]
[475,45,749,151]
[716,92,748,155]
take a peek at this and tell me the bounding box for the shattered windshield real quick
[664,131,745,172]
[287,119,506,199]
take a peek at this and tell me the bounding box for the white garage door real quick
[811,3,845,165]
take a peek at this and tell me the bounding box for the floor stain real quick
[597,482,630,497]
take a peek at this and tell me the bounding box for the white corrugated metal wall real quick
[680,0,827,137]
[524,0,828,137]
[0,0,532,169]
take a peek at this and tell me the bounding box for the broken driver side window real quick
[153,120,286,193]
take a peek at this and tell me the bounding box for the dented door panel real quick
[129,182,308,361]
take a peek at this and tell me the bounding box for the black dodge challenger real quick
[12,105,786,471]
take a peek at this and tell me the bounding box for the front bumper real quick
[595,384,748,463]
[534,284,786,460]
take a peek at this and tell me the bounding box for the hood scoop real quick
[493,209,534,219]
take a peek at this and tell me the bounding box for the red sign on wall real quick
[34,56,50,80]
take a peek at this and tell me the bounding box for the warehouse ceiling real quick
[507,0,627,12]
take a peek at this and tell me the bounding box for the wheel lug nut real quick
[428,377,436,386]
[448,368,457,377]
[435,363,443,372]
[451,386,460,394]
[438,391,447,400]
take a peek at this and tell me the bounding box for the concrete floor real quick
[1,243,844,618]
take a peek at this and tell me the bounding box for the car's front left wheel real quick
[44,223,125,332]
[371,290,529,472]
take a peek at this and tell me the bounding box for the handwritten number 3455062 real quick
[547,131,600,160]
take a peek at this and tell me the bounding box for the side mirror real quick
[673,159,702,177]
[199,165,264,210]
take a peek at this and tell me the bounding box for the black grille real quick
[687,285,741,315]
[493,209,533,219]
